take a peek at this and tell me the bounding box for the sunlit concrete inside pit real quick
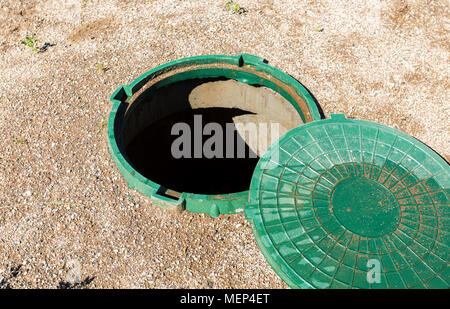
[122,78,303,195]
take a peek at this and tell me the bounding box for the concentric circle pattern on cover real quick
[245,114,450,289]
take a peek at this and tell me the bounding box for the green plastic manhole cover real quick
[245,114,450,289]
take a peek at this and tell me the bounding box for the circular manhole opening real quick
[108,54,321,216]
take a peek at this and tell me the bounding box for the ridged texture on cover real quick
[246,115,450,289]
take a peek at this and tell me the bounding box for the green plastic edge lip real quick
[245,114,450,289]
[248,219,314,289]
[107,53,322,217]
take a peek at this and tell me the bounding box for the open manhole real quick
[108,54,321,216]
[108,55,449,289]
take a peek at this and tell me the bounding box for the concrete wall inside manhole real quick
[122,78,303,195]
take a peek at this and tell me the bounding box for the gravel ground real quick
[0,0,448,288]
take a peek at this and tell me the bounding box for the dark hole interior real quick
[124,75,268,195]
[125,107,259,194]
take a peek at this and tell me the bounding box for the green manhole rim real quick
[107,53,321,217]
[246,114,450,289]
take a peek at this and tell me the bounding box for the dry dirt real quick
[0,0,448,288]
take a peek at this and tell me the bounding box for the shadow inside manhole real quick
[126,107,260,194]
[122,77,304,195]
